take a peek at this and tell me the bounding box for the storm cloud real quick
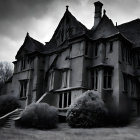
[0,0,140,62]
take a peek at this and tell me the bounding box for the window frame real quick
[61,70,70,88]
[19,80,28,98]
[21,57,26,70]
[85,42,89,56]
[103,69,112,89]
[59,92,71,108]
[91,69,98,90]
[109,41,113,53]
[49,71,55,91]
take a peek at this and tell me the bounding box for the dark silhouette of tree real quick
[0,62,13,94]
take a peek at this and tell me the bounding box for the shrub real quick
[0,95,20,117]
[66,90,108,128]
[17,103,58,129]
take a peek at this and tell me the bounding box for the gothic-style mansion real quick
[5,1,140,115]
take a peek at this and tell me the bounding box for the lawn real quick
[0,120,140,140]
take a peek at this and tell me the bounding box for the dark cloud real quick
[0,0,56,39]
[0,0,140,62]
[0,0,82,40]
[0,0,54,20]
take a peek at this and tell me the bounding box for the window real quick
[64,93,67,107]
[20,80,28,98]
[59,92,71,108]
[94,43,99,57]
[49,71,55,91]
[85,42,89,56]
[121,42,132,64]
[21,58,26,70]
[103,70,112,89]
[123,74,136,96]
[59,93,63,108]
[109,41,113,52]
[91,69,98,90]
[61,70,70,88]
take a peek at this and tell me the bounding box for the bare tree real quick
[0,62,13,94]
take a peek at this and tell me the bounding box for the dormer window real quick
[21,58,26,70]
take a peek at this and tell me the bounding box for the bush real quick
[17,103,58,129]
[66,90,108,128]
[0,95,20,117]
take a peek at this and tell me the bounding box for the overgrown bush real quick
[66,90,108,128]
[0,95,20,117]
[16,103,58,129]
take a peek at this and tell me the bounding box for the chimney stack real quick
[94,1,103,27]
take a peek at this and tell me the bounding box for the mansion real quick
[5,1,140,115]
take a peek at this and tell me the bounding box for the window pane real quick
[104,70,112,88]
[108,76,111,88]
[59,94,62,108]
[91,72,94,89]
[68,92,71,106]
[20,80,27,98]
[64,93,67,108]
[95,70,98,89]
[85,42,88,56]
[109,42,113,52]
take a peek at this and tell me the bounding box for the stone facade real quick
[6,1,140,115]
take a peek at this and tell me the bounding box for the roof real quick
[88,14,119,40]
[44,8,87,53]
[118,19,140,46]
[16,8,140,58]
[16,33,46,59]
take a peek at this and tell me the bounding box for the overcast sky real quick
[0,0,140,63]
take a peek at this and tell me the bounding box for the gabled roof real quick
[118,19,140,46]
[88,14,119,40]
[16,33,46,59]
[44,8,87,52]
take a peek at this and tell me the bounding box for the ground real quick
[1,119,140,140]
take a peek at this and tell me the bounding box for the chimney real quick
[94,1,103,27]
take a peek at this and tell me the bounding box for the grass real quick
[1,119,140,140]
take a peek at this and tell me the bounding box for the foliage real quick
[17,103,58,129]
[0,61,13,94]
[66,90,108,128]
[0,95,20,117]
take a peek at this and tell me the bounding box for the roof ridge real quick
[50,8,87,41]
[88,14,119,40]
[118,18,140,27]
[26,33,44,46]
